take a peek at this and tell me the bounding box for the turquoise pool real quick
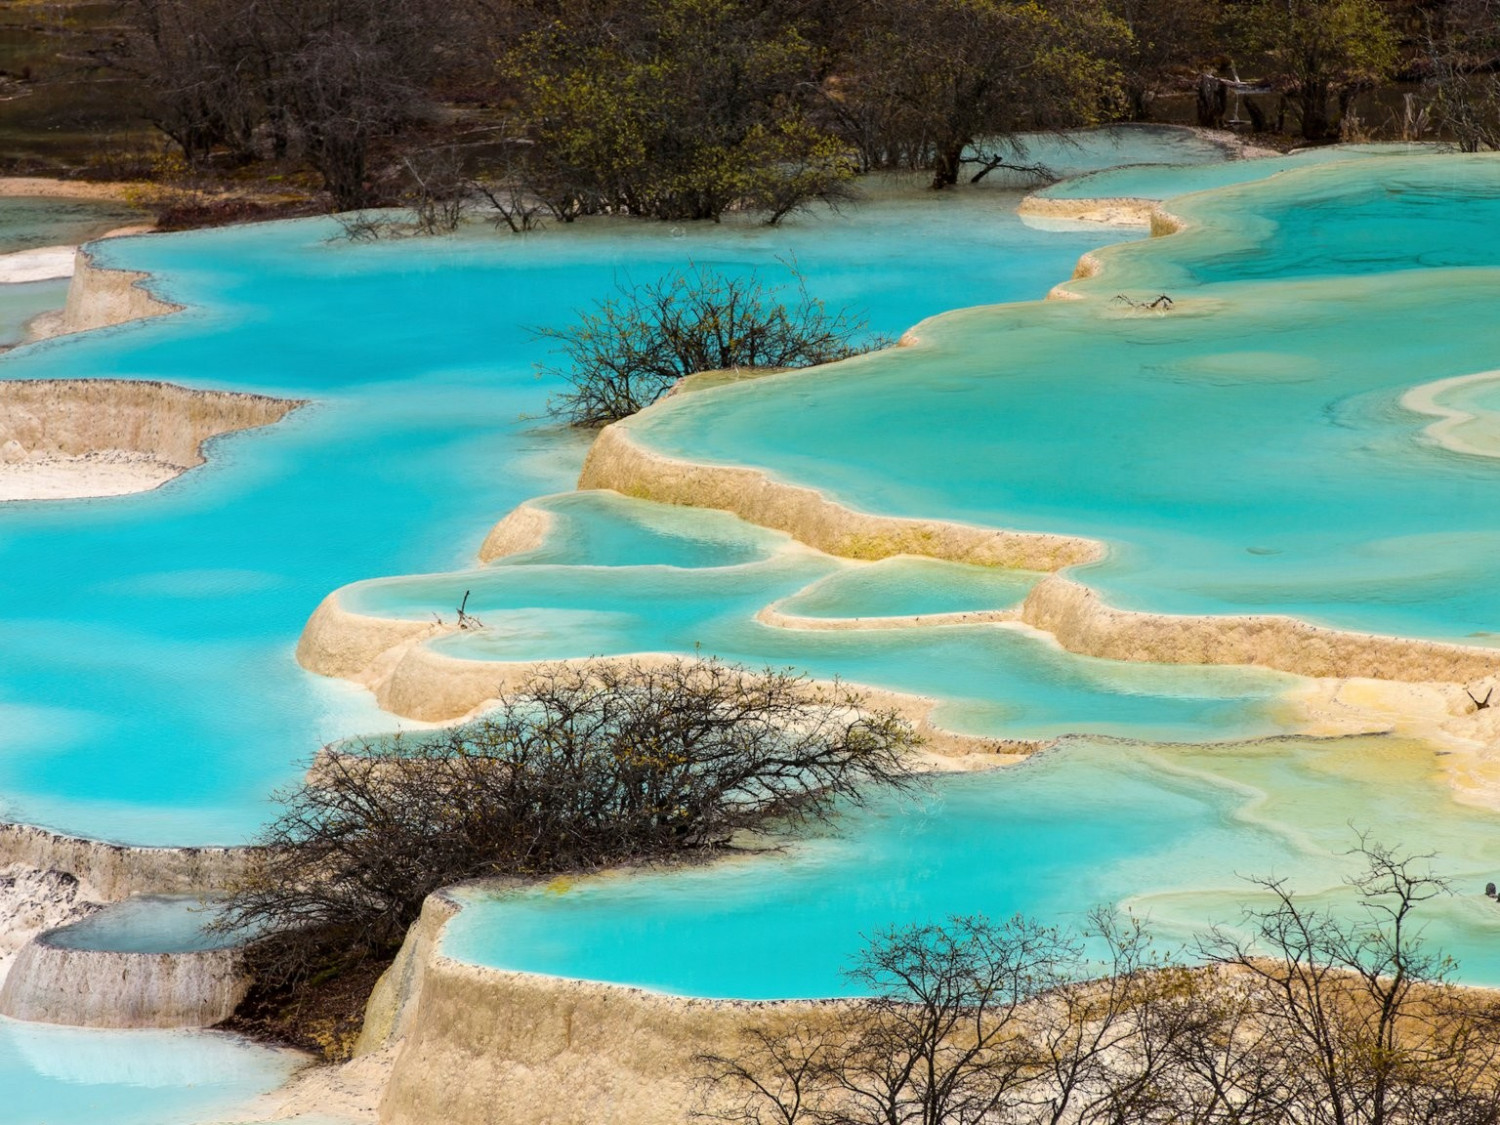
[43,895,242,954]
[0,1016,300,1125]
[0,128,1236,845]
[628,154,1500,643]
[446,733,1500,994]
[7,131,1500,1017]
[343,490,1302,745]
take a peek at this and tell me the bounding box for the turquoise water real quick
[44,895,240,954]
[1036,142,1439,201]
[630,154,1500,643]
[446,734,1500,996]
[0,1017,299,1125]
[343,491,1300,744]
[0,129,1222,845]
[771,556,1039,619]
[972,124,1236,188]
[8,130,1500,1020]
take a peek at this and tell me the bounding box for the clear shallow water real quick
[630,154,1500,642]
[0,197,144,255]
[344,490,1300,744]
[7,129,1500,1017]
[0,278,67,346]
[1036,142,1440,201]
[0,1017,298,1125]
[773,556,1040,619]
[0,130,1204,844]
[446,734,1500,997]
[44,895,238,953]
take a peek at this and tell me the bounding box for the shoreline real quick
[571,423,1500,685]
[296,590,1047,764]
[6,136,1500,1122]
[578,421,1103,570]
[1401,368,1500,458]
[0,177,151,202]
[0,377,304,503]
[6,132,1493,839]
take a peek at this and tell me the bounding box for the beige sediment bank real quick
[1401,369,1500,459]
[0,177,152,202]
[1018,194,1161,227]
[0,822,251,901]
[578,423,1102,571]
[477,499,555,562]
[1043,204,1185,300]
[358,893,854,1125]
[296,593,1035,763]
[0,938,248,1029]
[0,378,303,502]
[756,602,1021,632]
[51,247,180,337]
[0,826,254,1024]
[567,417,1500,687]
[1020,575,1500,684]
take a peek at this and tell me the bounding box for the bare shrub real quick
[699,840,1500,1125]
[216,657,921,985]
[537,262,886,427]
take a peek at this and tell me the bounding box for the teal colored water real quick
[343,491,1301,745]
[630,154,1500,643]
[445,734,1500,997]
[1036,141,1437,201]
[9,128,1500,1016]
[972,124,1235,188]
[0,131,1192,844]
[773,556,1039,619]
[44,895,239,954]
[0,1017,299,1125]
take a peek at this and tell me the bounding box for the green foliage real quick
[828,0,1128,186]
[537,262,885,427]
[1109,0,1222,120]
[1236,0,1400,138]
[503,0,853,221]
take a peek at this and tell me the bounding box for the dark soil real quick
[218,956,392,1062]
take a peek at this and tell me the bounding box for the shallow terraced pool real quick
[4,129,1500,1064]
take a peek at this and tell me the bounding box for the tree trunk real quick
[1196,74,1226,128]
[930,142,964,189]
[1300,81,1331,140]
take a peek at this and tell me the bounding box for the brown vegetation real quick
[537,263,884,426]
[7,1,1500,223]
[214,658,921,1028]
[698,840,1500,1125]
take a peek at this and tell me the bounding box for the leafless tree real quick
[118,0,457,208]
[699,840,1500,1125]
[1423,0,1500,152]
[536,262,886,426]
[216,657,921,984]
